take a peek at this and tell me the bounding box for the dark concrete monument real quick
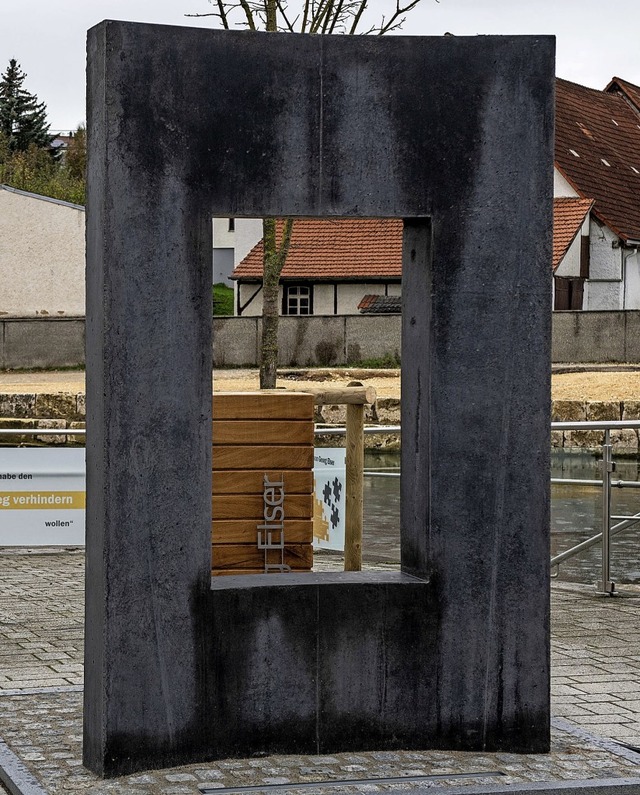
[85,21,554,776]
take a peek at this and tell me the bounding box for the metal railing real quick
[319,420,640,595]
[551,420,640,595]
[3,421,639,593]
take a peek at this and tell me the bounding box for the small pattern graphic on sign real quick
[322,477,342,532]
[313,449,346,551]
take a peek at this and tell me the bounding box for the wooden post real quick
[344,381,365,571]
[285,383,375,570]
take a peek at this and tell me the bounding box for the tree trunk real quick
[259,218,293,389]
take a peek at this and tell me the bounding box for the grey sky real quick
[2,0,639,131]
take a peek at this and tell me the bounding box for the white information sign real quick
[0,448,85,546]
[313,448,346,552]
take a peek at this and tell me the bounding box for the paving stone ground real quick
[1,550,640,793]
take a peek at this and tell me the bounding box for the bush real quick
[213,283,234,315]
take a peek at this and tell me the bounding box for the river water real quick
[362,449,640,585]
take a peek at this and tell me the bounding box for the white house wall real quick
[623,250,640,309]
[0,187,85,317]
[234,219,263,266]
[554,168,579,198]
[236,281,401,316]
[336,283,400,314]
[584,220,623,309]
[212,218,235,248]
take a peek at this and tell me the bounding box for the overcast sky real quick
[2,0,640,132]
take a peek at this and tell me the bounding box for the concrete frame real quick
[85,21,555,776]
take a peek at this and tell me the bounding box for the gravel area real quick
[2,366,640,403]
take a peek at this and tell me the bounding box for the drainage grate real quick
[199,770,505,793]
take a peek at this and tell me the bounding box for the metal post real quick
[598,429,616,595]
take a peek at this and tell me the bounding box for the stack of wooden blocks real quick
[212,391,314,575]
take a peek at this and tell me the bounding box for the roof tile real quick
[556,77,640,241]
[232,218,402,280]
[552,197,593,271]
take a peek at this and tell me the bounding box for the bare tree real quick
[190,0,430,387]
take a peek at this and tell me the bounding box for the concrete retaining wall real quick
[553,311,640,363]
[0,318,85,369]
[4,312,640,369]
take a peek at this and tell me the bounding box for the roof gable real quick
[605,76,640,115]
[552,197,593,271]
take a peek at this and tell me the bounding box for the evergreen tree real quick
[0,59,53,153]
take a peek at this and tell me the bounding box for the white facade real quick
[0,186,85,317]
[233,219,263,266]
[553,169,579,198]
[237,281,401,316]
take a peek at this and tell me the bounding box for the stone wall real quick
[3,393,637,454]
[0,393,85,445]
[5,312,640,370]
[552,399,640,453]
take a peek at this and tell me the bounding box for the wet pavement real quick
[1,549,640,794]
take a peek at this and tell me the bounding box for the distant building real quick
[0,185,85,317]
[231,218,401,316]
[554,76,640,309]
[232,76,640,315]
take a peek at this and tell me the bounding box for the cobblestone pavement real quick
[1,549,640,794]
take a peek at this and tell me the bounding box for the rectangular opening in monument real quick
[210,216,432,577]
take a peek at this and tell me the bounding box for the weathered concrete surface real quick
[0,318,84,370]
[209,572,436,758]
[85,21,554,775]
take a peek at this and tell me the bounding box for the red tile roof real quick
[555,77,640,241]
[231,218,402,281]
[358,294,402,314]
[234,206,590,280]
[552,197,594,271]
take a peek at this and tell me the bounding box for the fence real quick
[2,421,640,593]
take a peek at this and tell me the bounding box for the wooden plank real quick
[213,470,313,495]
[213,420,313,446]
[213,519,313,544]
[211,569,266,576]
[212,544,313,570]
[212,494,312,520]
[212,445,313,470]
[213,392,314,420]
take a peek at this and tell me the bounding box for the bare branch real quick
[238,0,258,29]
[300,0,313,32]
[215,0,231,29]
[320,0,336,33]
[375,0,421,34]
[275,0,297,32]
[348,0,369,34]
[327,0,346,33]
[308,0,331,33]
